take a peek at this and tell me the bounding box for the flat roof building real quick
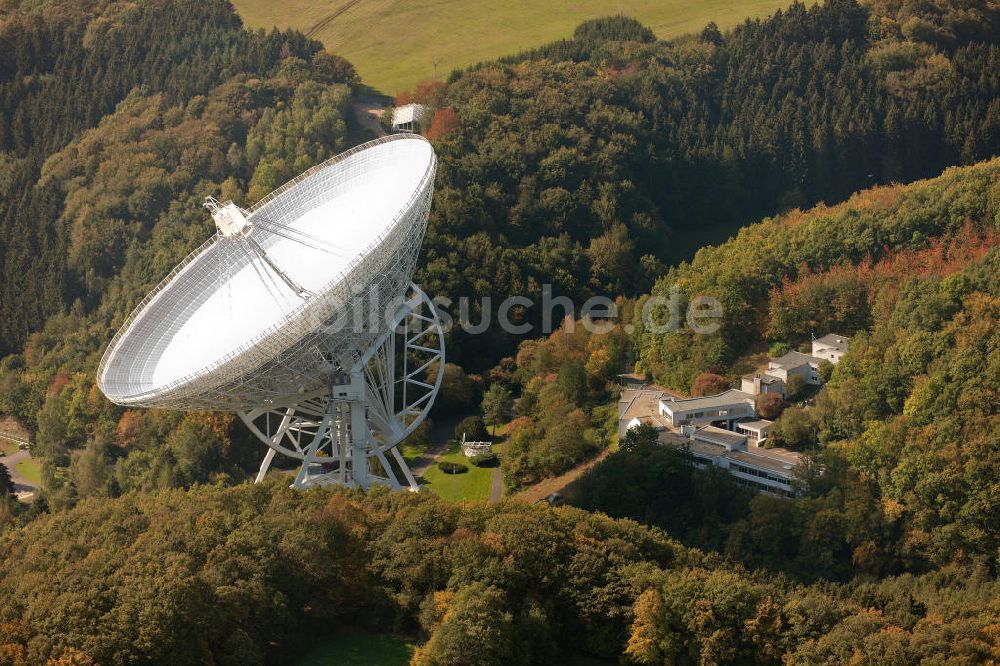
[659,389,756,430]
[662,425,800,498]
[812,333,851,364]
[619,389,671,437]
[766,351,822,386]
[736,419,773,444]
[615,388,801,498]
[741,373,784,396]
[691,425,748,450]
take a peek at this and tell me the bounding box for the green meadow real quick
[232,0,792,94]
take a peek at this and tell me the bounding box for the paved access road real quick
[1,447,37,500]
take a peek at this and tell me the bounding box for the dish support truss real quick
[240,284,444,490]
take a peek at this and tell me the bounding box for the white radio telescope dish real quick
[97,135,444,490]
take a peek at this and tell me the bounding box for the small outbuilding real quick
[391,103,427,133]
[460,432,492,458]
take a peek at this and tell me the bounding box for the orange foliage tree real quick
[691,372,731,397]
[766,223,999,342]
[426,108,458,140]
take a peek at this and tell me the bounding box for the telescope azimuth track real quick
[96,134,442,491]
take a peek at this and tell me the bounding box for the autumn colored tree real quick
[691,372,730,397]
[426,107,458,140]
[755,392,785,420]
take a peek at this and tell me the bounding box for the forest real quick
[1,0,997,507]
[0,0,998,662]
[414,0,1000,367]
[2,482,999,665]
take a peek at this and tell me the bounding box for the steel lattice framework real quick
[96,135,442,489]
[242,285,444,490]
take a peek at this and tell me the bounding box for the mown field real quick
[231,0,792,94]
[418,442,494,502]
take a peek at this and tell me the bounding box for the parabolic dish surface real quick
[97,135,436,409]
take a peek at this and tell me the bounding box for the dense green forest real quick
[2,0,997,506]
[2,482,999,665]
[636,156,1000,389]
[495,159,1000,542]
[415,0,1000,367]
[0,0,356,356]
[0,0,999,662]
[6,0,998,375]
[0,0,359,502]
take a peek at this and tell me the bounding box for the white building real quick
[619,389,671,438]
[391,104,426,133]
[740,373,784,396]
[669,426,799,498]
[741,333,850,398]
[659,389,756,430]
[766,351,822,386]
[812,333,851,364]
[735,419,772,446]
[615,388,801,498]
[690,424,747,450]
[460,433,492,458]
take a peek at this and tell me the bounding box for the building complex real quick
[619,333,851,498]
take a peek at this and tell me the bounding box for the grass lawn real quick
[298,634,414,666]
[398,440,428,467]
[419,442,493,502]
[15,459,42,486]
[232,0,794,95]
[489,421,512,438]
[0,440,19,456]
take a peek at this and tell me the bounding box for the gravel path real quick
[1,447,37,500]
[513,449,611,504]
[409,414,463,477]
[489,467,503,503]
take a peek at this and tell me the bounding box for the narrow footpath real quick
[489,468,503,503]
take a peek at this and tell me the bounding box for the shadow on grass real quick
[298,632,413,666]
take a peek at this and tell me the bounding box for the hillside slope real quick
[231,0,792,93]
[2,482,999,664]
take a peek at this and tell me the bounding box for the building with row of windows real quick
[618,387,800,498]
[658,389,756,430]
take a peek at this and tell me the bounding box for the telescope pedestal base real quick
[238,283,443,493]
[241,395,419,491]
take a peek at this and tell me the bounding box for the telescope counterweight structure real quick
[97,135,442,490]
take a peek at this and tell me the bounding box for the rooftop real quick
[634,414,671,430]
[693,425,747,449]
[814,333,851,352]
[657,429,802,477]
[742,373,781,384]
[684,438,730,460]
[769,350,822,370]
[392,103,425,126]
[660,388,755,412]
[619,389,666,422]
[657,431,692,448]
[736,419,773,433]
[728,449,799,475]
